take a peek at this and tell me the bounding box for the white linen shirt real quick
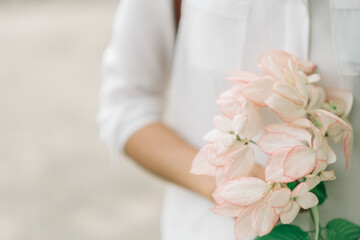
[97,0,360,239]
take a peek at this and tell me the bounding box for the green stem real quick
[249,139,257,145]
[310,206,320,240]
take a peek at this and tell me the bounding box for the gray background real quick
[0,1,164,239]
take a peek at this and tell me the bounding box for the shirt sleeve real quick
[97,0,175,162]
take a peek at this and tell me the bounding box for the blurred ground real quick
[0,1,164,239]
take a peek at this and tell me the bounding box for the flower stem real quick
[310,206,320,240]
[249,139,257,145]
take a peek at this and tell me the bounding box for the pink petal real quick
[308,86,326,110]
[211,202,245,218]
[224,145,255,180]
[227,70,261,83]
[307,73,321,83]
[320,170,336,181]
[284,146,316,180]
[221,177,270,207]
[190,144,217,176]
[215,167,227,187]
[314,160,327,174]
[265,94,306,122]
[213,115,233,133]
[233,114,248,135]
[258,133,304,154]
[207,147,225,167]
[203,129,222,143]
[305,176,321,190]
[212,181,230,204]
[240,77,275,105]
[327,146,337,164]
[316,110,352,138]
[294,71,309,101]
[277,201,292,214]
[272,81,305,105]
[291,182,309,198]
[343,130,353,171]
[265,147,294,183]
[267,188,292,208]
[280,201,300,224]
[296,192,318,209]
[234,206,256,240]
[239,101,262,139]
[218,99,240,118]
[252,200,280,236]
[325,88,353,118]
[264,124,312,145]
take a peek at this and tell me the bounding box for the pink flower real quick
[265,71,325,122]
[267,183,318,224]
[315,110,353,169]
[305,160,336,190]
[258,50,317,78]
[258,121,323,182]
[322,88,353,118]
[214,178,280,239]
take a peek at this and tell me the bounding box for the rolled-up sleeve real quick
[97,0,175,161]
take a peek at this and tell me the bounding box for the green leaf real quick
[326,218,360,240]
[311,182,327,205]
[255,224,311,240]
[287,181,298,191]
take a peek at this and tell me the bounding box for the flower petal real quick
[272,81,305,105]
[227,70,261,83]
[239,101,262,139]
[308,86,326,111]
[240,77,276,105]
[264,124,312,145]
[343,130,353,171]
[233,114,248,135]
[284,146,316,180]
[325,88,353,118]
[190,144,217,176]
[305,176,321,190]
[211,202,245,218]
[265,94,306,122]
[258,133,304,154]
[224,145,255,180]
[280,201,300,224]
[252,200,280,236]
[221,177,270,207]
[265,147,295,183]
[320,170,336,181]
[214,115,233,133]
[267,188,292,208]
[296,192,318,209]
[234,206,256,240]
[291,182,309,198]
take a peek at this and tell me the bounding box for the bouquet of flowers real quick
[191,51,360,240]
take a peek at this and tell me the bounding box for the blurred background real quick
[0,0,164,239]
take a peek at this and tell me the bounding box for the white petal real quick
[221,177,270,206]
[284,146,316,180]
[224,145,255,180]
[235,206,256,240]
[280,201,300,224]
[252,200,280,236]
[258,133,304,154]
[296,192,319,209]
[213,115,233,133]
[291,182,309,198]
[267,188,292,208]
[190,144,217,176]
[211,202,245,217]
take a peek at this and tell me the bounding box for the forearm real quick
[124,122,264,200]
